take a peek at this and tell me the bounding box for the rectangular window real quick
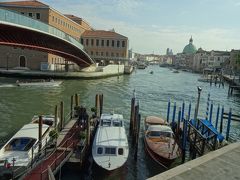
[29,13,33,17]
[112,40,114,47]
[81,38,84,45]
[36,13,40,19]
[86,39,89,46]
[106,52,109,56]
[91,39,94,46]
[105,147,116,155]
[101,40,104,46]
[117,40,120,47]
[101,52,103,56]
[122,41,125,47]
[96,39,99,46]
[107,40,109,47]
[55,17,57,23]
[111,52,114,57]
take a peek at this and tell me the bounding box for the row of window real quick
[51,15,81,34]
[86,51,125,57]
[21,12,41,20]
[97,147,124,155]
[81,39,125,48]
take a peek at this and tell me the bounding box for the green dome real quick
[183,37,197,54]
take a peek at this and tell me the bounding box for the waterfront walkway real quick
[149,142,240,180]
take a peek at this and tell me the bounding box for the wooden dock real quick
[148,142,240,180]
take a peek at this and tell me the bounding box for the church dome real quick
[183,36,197,54]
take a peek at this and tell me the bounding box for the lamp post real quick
[194,86,202,121]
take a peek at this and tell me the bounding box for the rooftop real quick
[0,0,49,8]
[82,30,128,39]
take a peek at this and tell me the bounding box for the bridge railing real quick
[0,8,84,51]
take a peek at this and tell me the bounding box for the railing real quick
[0,8,84,51]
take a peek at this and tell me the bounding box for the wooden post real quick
[60,101,64,131]
[38,115,43,153]
[133,103,139,140]
[226,108,232,141]
[130,96,135,135]
[100,94,103,116]
[220,106,224,134]
[215,104,220,130]
[134,113,141,160]
[54,105,58,131]
[75,93,79,107]
[70,95,74,119]
[167,100,170,123]
[95,94,100,118]
[188,102,192,121]
[194,87,202,121]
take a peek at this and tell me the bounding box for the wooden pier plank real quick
[148,142,240,180]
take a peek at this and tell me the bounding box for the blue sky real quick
[3,0,240,54]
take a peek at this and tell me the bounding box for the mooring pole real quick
[130,90,136,136]
[95,94,100,118]
[172,102,176,129]
[220,106,224,134]
[188,102,191,120]
[38,115,43,153]
[226,108,232,141]
[194,86,202,121]
[75,94,79,107]
[134,113,141,160]
[133,101,139,141]
[181,101,185,121]
[177,107,181,133]
[86,116,90,146]
[209,101,213,123]
[181,118,187,163]
[167,99,171,123]
[215,104,220,129]
[54,105,58,130]
[100,94,103,116]
[205,93,210,120]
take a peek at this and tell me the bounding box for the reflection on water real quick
[0,66,240,179]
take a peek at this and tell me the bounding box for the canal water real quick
[0,66,240,179]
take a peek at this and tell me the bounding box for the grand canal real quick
[0,66,240,179]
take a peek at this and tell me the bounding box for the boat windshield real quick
[113,120,122,127]
[149,131,172,138]
[5,138,37,151]
[101,119,111,127]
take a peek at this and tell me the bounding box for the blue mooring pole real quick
[172,102,176,127]
[188,102,191,121]
[177,107,181,132]
[167,99,171,123]
[220,106,224,134]
[209,101,213,123]
[205,93,210,120]
[215,104,220,130]
[226,108,232,141]
[181,118,187,163]
[181,101,185,122]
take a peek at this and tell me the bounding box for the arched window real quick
[19,56,26,67]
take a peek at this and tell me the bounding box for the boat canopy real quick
[147,125,172,133]
[145,116,168,125]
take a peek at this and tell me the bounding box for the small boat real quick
[0,123,52,179]
[173,70,179,73]
[31,114,59,127]
[16,79,62,87]
[144,116,181,168]
[150,71,154,74]
[92,113,129,171]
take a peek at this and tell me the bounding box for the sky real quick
[2,0,240,54]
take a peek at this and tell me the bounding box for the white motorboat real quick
[16,79,62,87]
[92,113,129,171]
[0,123,51,179]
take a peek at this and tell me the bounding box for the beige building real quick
[81,30,129,65]
[0,0,92,71]
[230,50,240,72]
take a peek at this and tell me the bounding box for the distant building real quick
[166,48,173,55]
[81,29,129,65]
[193,49,230,73]
[230,50,240,73]
[0,0,92,71]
